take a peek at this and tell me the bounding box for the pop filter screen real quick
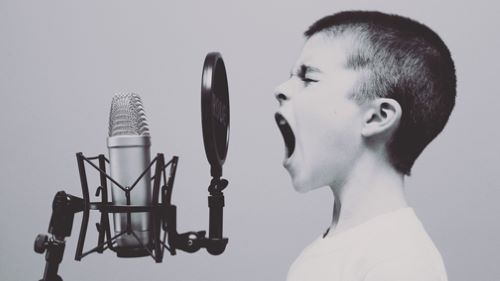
[201,52,230,178]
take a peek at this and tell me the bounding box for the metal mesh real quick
[108,93,150,136]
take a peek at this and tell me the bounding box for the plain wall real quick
[0,0,499,280]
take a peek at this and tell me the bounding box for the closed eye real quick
[301,77,318,83]
[297,65,319,84]
[298,73,318,84]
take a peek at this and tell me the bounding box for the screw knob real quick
[34,234,48,254]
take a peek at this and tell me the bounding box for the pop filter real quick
[201,52,230,178]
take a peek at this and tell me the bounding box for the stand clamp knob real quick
[34,234,49,254]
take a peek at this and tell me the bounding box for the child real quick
[274,11,455,281]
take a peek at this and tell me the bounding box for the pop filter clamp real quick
[33,52,230,281]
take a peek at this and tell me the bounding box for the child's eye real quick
[294,65,319,84]
[301,77,318,84]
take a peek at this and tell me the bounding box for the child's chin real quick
[291,176,317,193]
[291,171,331,193]
[293,185,310,194]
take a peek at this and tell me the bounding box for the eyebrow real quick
[290,64,323,77]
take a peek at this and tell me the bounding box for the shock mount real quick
[34,153,228,281]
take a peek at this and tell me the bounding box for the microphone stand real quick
[34,191,84,281]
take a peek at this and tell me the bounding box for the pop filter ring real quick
[201,52,230,178]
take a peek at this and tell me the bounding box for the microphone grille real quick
[109,93,150,137]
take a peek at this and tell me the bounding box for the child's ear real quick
[361,98,402,138]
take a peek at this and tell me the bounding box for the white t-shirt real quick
[286,208,447,281]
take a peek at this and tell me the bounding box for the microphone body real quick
[107,136,151,248]
[107,93,152,252]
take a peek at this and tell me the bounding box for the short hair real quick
[305,11,456,175]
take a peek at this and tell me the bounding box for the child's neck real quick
[326,154,407,237]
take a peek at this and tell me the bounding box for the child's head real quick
[275,11,456,192]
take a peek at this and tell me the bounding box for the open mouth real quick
[275,113,296,158]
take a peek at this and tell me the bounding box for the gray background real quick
[1,0,499,280]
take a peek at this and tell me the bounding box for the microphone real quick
[107,93,152,256]
[34,53,231,281]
